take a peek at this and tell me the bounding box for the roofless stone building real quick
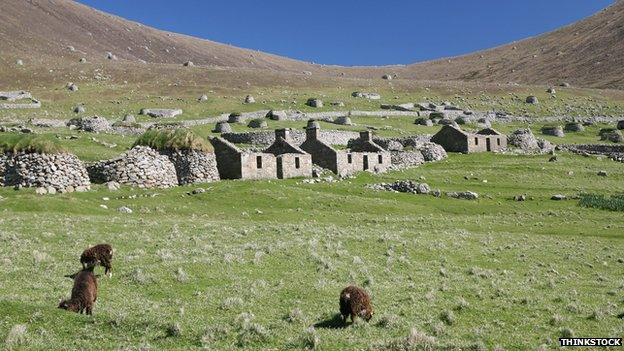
[264,129,312,179]
[431,125,507,153]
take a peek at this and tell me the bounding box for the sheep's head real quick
[58,299,80,312]
[359,308,373,322]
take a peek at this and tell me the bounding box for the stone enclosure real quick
[1,152,90,192]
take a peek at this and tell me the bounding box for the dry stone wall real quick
[161,149,220,184]
[87,146,178,188]
[222,130,360,146]
[2,152,90,191]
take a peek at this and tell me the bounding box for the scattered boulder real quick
[547,87,556,94]
[617,121,624,130]
[597,171,608,177]
[122,114,136,123]
[368,180,430,194]
[352,92,381,100]
[198,94,208,102]
[526,96,539,104]
[106,52,118,60]
[414,117,433,126]
[306,99,323,108]
[382,74,393,80]
[551,194,567,201]
[67,83,78,92]
[247,118,267,129]
[183,61,194,67]
[140,109,182,118]
[228,112,244,123]
[447,191,479,200]
[79,58,87,63]
[213,121,232,133]
[16,59,24,66]
[559,82,570,87]
[514,194,527,201]
[564,122,584,132]
[244,95,256,104]
[117,206,133,214]
[73,105,86,114]
[266,110,287,120]
[106,181,120,191]
[330,101,345,107]
[334,116,352,125]
[541,126,565,137]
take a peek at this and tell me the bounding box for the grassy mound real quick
[0,135,65,154]
[134,128,213,152]
[579,193,624,212]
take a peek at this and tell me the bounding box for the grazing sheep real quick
[80,244,113,277]
[339,286,373,323]
[58,267,98,315]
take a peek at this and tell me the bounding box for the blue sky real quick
[78,0,614,66]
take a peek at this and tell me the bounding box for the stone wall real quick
[390,151,425,169]
[67,116,111,133]
[87,146,178,188]
[559,144,624,162]
[2,152,90,191]
[277,154,313,179]
[161,149,220,185]
[222,130,360,146]
[0,154,7,187]
[0,99,41,110]
[211,137,278,180]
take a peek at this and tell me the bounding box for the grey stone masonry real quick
[2,152,90,191]
[140,109,183,118]
[264,129,312,179]
[211,137,277,180]
[67,116,111,133]
[87,146,178,188]
[161,149,220,185]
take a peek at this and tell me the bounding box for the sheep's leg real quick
[86,306,92,315]
[350,313,356,323]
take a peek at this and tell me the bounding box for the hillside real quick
[0,0,623,89]
[400,1,624,89]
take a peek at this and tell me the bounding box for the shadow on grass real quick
[313,314,347,329]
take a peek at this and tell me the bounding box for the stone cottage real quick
[211,137,277,180]
[301,125,390,175]
[264,129,313,179]
[431,125,506,153]
[476,128,507,152]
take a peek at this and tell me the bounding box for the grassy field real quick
[1,152,622,350]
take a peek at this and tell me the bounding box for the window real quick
[497,138,501,146]
[256,156,262,169]
[295,157,300,169]
[475,137,479,145]
[378,154,383,164]
[347,154,352,164]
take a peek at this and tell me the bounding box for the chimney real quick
[359,131,372,141]
[275,128,291,142]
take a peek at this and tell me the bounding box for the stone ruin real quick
[160,149,220,185]
[508,129,554,153]
[0,91,41,110]
[1,152,90,192]
[140,109,183,118]
[87,146,179,188]
[67,116,111,133]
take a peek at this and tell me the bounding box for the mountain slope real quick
[0,0,318,72]
[402,1,624,89]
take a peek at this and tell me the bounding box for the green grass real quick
[0,152,622,350]
[579,193,624,212]
[0,134,65,154]
[133,128,213,153]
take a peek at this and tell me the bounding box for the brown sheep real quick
[339,285,373,323]
[58,266,98,315]
[80,244,113,277]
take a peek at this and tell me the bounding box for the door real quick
[363,155,369,170]
[486,138,491,152]
[276,157,283,179]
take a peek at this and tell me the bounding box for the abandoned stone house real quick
[431,125,507,153]
[264,129,313,179]
[211,137,277,180]
[300,125,390,176]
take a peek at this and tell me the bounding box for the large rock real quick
[334,116,352,125]
[140,109,183,118]
[266,110,287,120]
[541,126,565,137]
[617,120,624,130]
[564,122,584,132]
[213,121,232,133]
[306,99,323,108]
[87,146,178,188]
[526,96,539,104]
[244,95,256,104]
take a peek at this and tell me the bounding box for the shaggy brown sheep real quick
[58,267,98,315]
[80,244,113,277]
[339,285,373,323]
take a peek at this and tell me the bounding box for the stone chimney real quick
[306,120,320,141]
[359,131,372,141]
[275,128,291,142]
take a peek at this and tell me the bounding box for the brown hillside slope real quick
[0,0,320,72]
[401,1,624,89]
